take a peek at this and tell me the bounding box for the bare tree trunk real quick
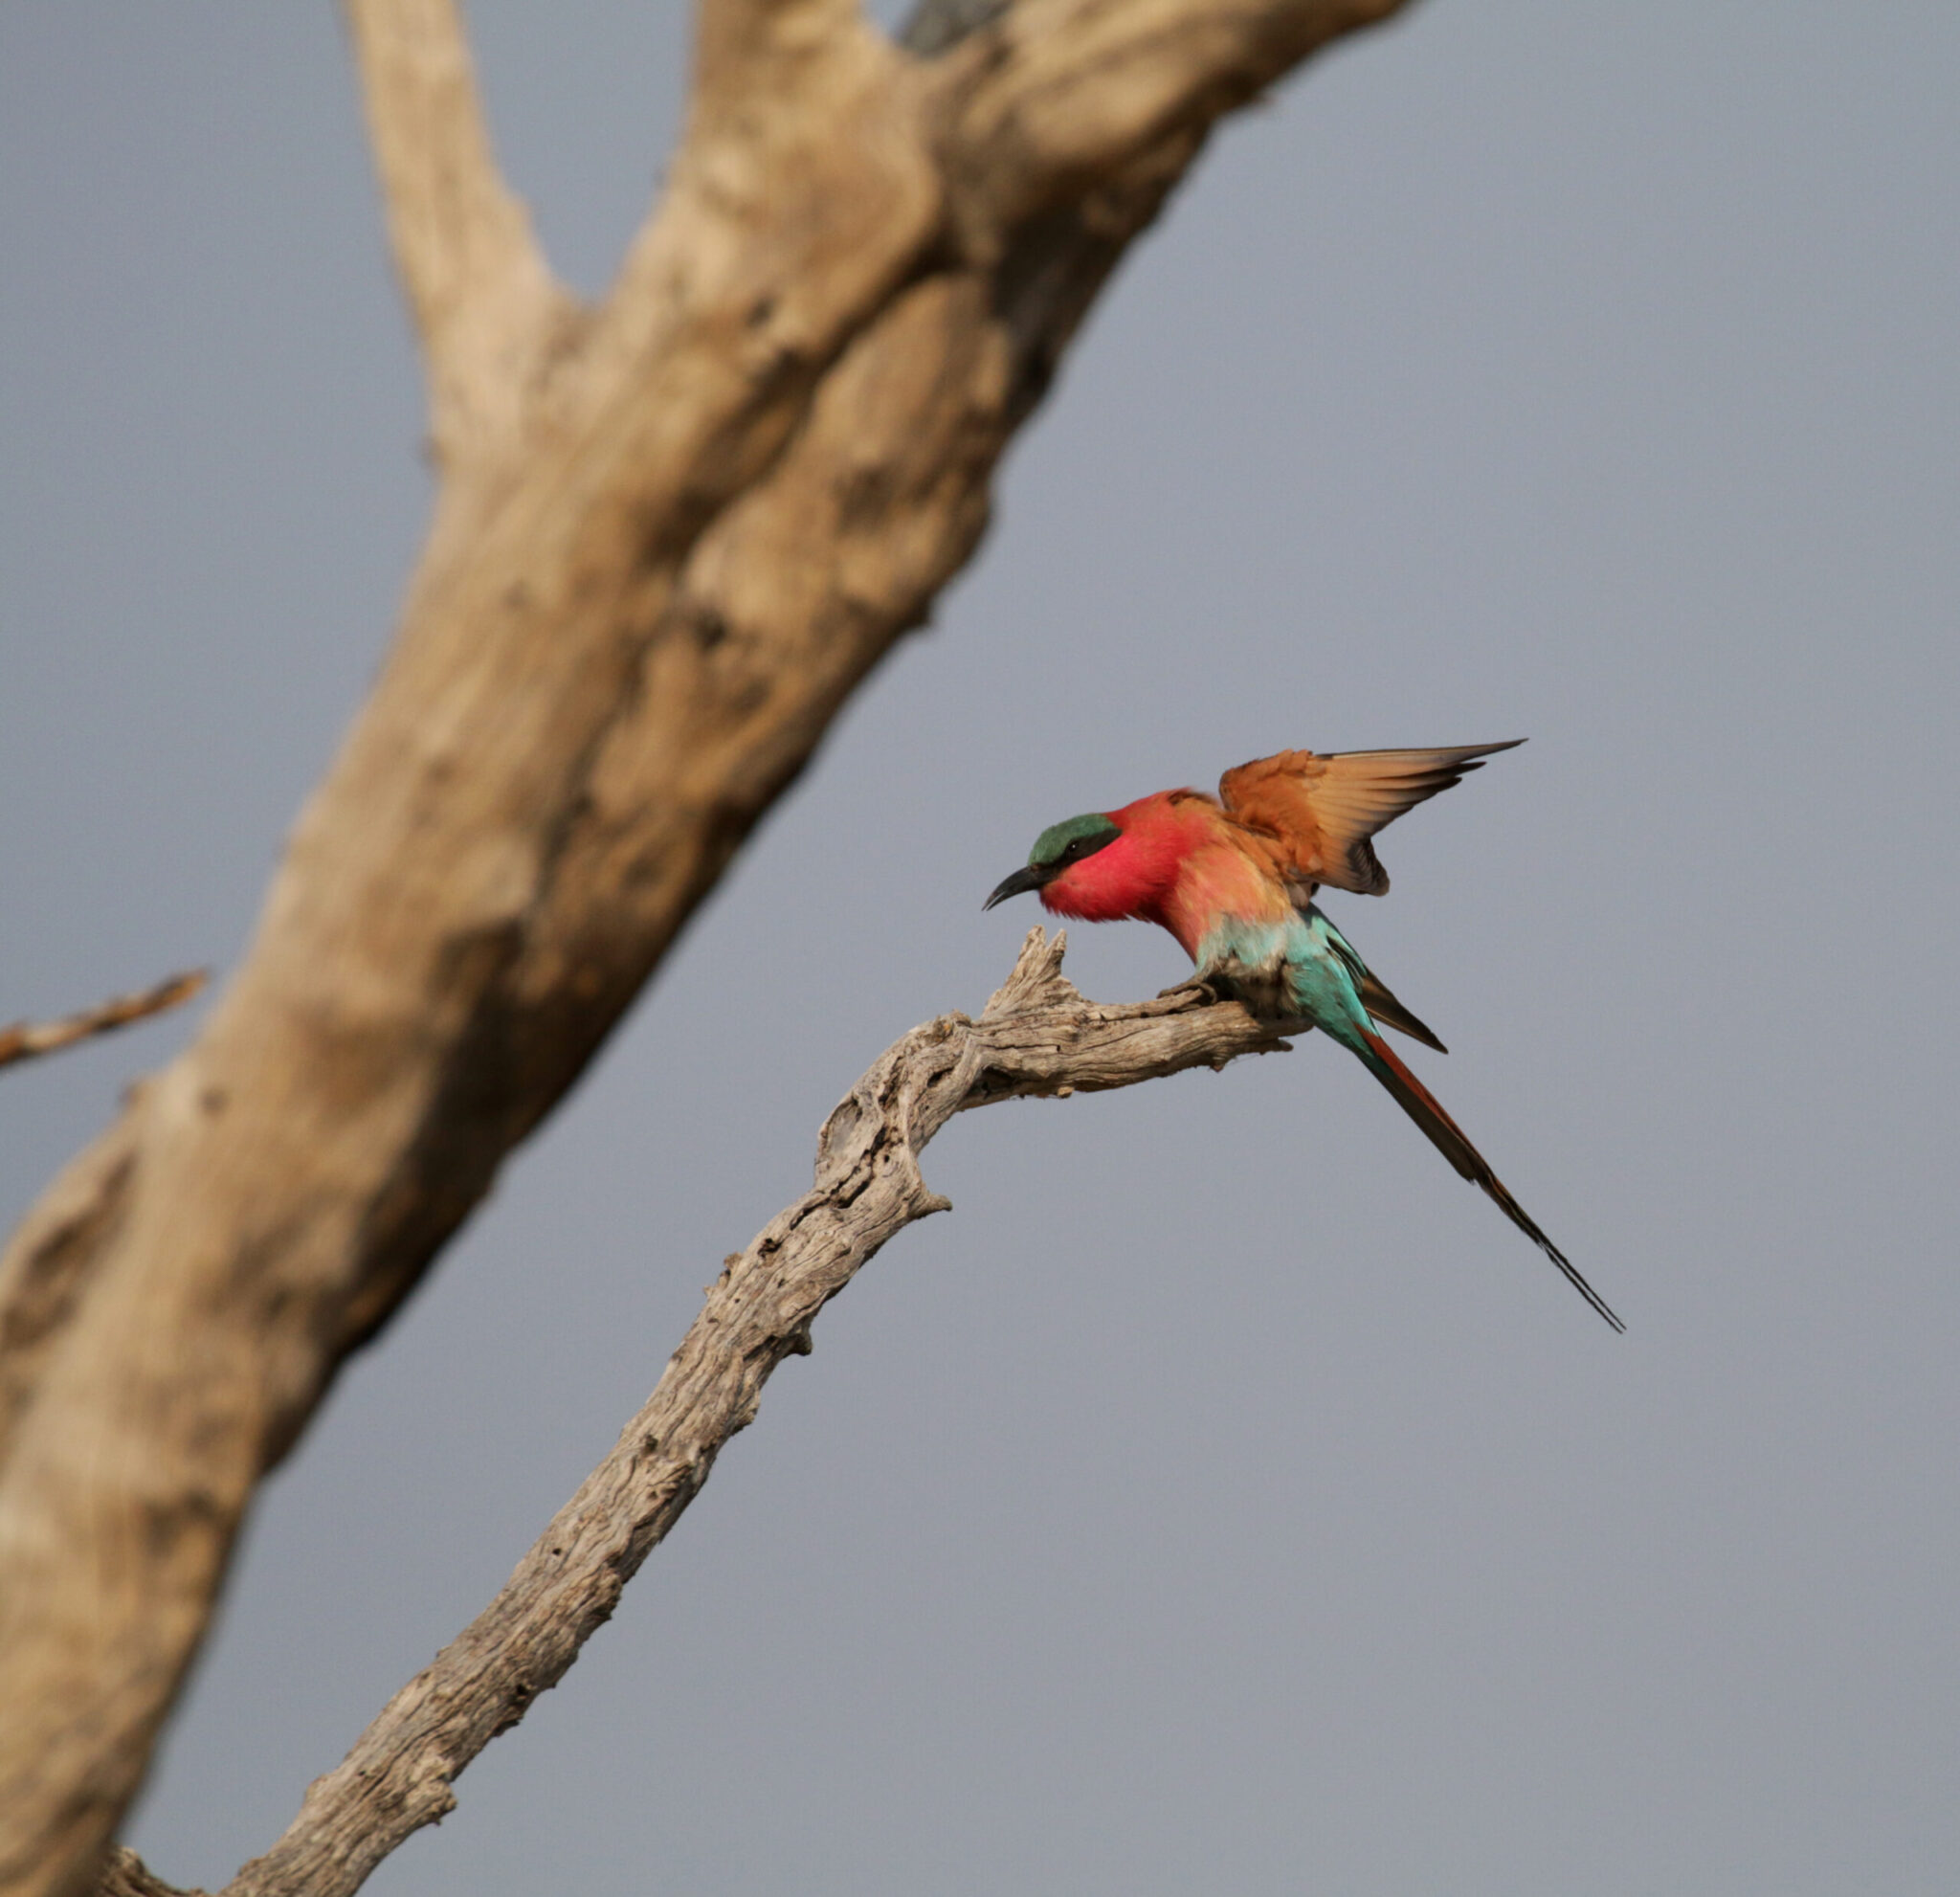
[0,4,1412,1894]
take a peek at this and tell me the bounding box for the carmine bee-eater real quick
[985,741,1623,1331]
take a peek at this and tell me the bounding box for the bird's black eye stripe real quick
[1035,826,1118,875]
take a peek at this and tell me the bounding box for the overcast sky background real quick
[4,5,1957,1893]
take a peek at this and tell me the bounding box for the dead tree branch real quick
[143,932,1294,1897]
[0,4,1414,1891]
[345,0,572,466]
[0,974,206,1075]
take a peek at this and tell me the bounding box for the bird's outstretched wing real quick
[1219,741,1524,897]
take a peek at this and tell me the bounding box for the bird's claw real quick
[1156,976,1222,1007]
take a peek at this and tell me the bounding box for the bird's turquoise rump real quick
[1200,907,1379,1050]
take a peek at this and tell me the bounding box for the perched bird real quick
[984,741,1623,1331]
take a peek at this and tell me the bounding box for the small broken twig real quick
[0,971,207,1074]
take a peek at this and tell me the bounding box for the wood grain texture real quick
[0,3,1415,1891]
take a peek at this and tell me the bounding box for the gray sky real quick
[4,4,1957,1893]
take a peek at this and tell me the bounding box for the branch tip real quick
[0,969,209,1073]
[346,0,566,460]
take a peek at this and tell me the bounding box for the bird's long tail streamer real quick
[1357,1030,1625,1332]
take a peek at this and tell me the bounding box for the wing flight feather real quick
[1218,741,1523,896]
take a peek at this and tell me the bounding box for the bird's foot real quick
[1156,975,1224,1007]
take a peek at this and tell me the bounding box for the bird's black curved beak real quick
[983,863,1051,911]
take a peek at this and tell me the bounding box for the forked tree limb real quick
[122,932,1301,1897]
[0,3,1414,1892]
[0,974,206,1075]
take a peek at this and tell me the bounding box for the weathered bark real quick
[91,1853,193,1897]
[0,3,1413,1893]
[150,931,1301,1897]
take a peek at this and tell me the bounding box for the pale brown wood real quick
[92,1852,196,1897]
[345,0,572,466]
[0,4,1414,1893]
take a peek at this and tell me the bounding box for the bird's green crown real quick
[1028,812,1121,870]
